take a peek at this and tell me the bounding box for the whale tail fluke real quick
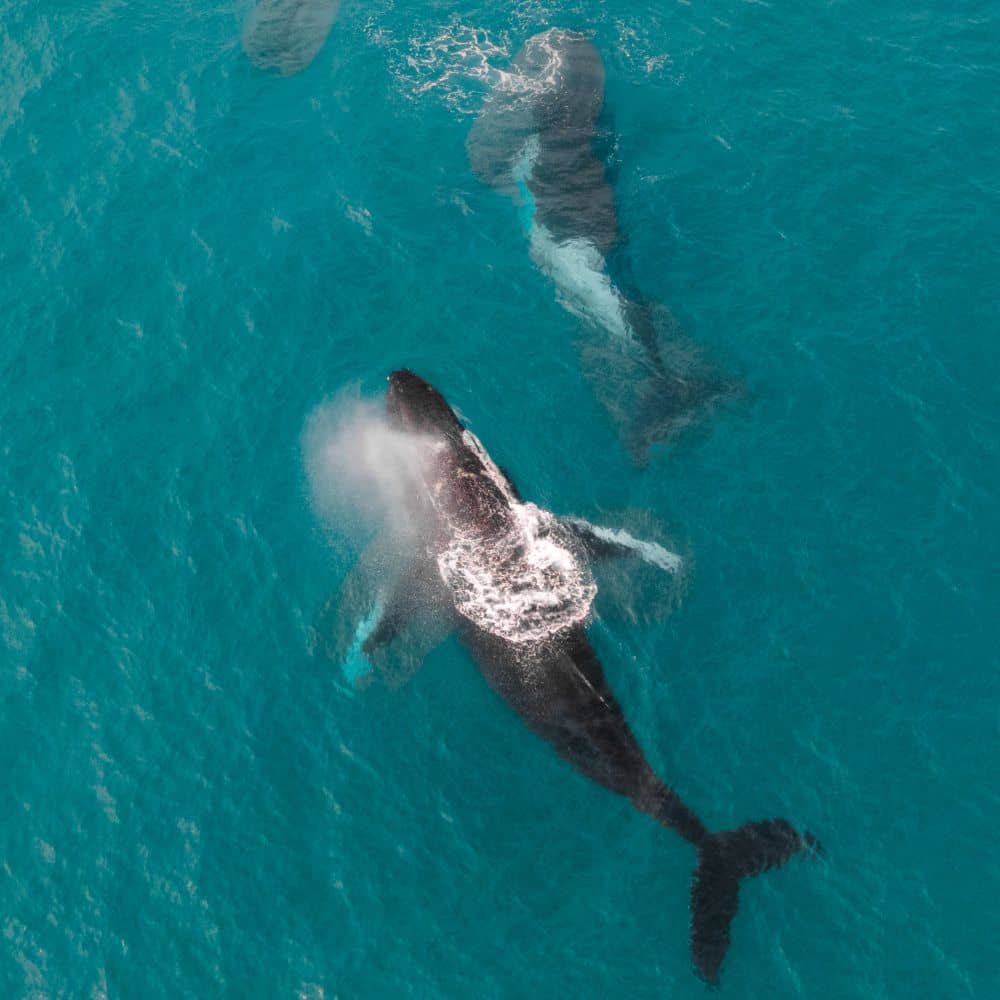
[607,294,740,465]
[690,820,819,984]
[626,366,737,467]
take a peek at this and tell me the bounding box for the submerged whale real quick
[241,0,340,75]
[347,369,817,983]
[467,30,730,464]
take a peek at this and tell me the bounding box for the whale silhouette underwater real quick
[321,370,819,984]
[468,29,733,465]
[242,0,340,75]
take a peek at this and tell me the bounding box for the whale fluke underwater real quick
[326,370,818,983]
[467,30,733,464]
[241,0,340,75]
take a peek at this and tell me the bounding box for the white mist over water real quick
[303,394,438,545]
[305,395,601,647]
[304,393,447,686]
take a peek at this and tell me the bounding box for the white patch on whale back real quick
[530,225,632,340]
[435,431,597,642]
[512,131,632,342]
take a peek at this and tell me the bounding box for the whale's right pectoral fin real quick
[561,514,688,625]
[562,516,684,575]
[312,544,452,691]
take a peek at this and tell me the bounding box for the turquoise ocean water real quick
[1,1,998,996]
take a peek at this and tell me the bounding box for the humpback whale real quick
[467,30,731,464]
[241,0,340,75]
[346,370,817,983]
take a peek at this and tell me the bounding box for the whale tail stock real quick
[690,819,819,984]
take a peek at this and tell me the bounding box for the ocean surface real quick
[1,1,998,996]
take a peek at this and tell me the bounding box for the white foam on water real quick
[389,20,567,113]
[396,21,511,111]
[305,401,600,645]
[372,11,674,112]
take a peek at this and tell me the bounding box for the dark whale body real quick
[360,370,818,984]
[468,30,731,464]
[510,30,617,252]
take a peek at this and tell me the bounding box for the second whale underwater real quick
[468,29,733,464]
[332,370,819,984]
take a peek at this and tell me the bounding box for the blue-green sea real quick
[2,1,998,996]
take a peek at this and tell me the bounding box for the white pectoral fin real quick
[340,597,383,689]
[312,543,453,692]
[360,558,434,654]
[563,517,684,574]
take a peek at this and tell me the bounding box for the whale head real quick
[387,370,463,441]
[519,29,605,130]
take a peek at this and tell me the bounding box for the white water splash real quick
[404,21,510,106]
[387,19,569,114]
[305,400,608,645]
[438,502,596,643]
[435,430,596,642]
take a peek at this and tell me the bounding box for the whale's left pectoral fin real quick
[312,545,452,691]
[360,558,439,654]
